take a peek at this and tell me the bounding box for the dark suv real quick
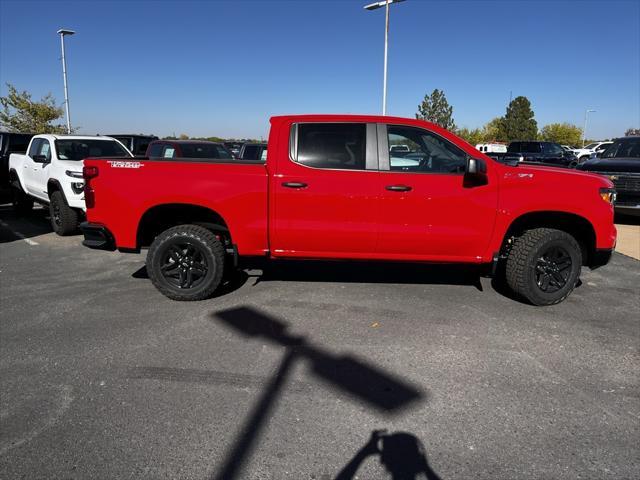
[506,141,578,168]
[578,136,640,216]
[0,132,34,188]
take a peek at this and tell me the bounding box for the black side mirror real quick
[32,154,48,163]
[464,157,488,187]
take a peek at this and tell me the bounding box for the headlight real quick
[71,182,85,194]
[599,187,616,204]
[66,170,84,179]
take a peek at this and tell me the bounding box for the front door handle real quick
[386,184,412,192]
[282,182,308,189]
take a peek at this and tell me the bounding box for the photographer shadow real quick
[336,430,442,480]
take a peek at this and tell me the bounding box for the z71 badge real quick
[107,161,144,169]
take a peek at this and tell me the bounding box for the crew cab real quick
[80,115,617,306]
[9,134,132,234]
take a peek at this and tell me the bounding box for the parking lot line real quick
[0,219,39,246]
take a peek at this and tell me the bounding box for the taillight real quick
[83,166,99,179]
[83,166,98,209]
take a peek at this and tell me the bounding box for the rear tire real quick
[505,228,582,306]
[49,190,79,235]
[146,224,225,301]
[12,186,33,216]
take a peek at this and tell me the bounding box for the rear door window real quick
[295,123,367,170]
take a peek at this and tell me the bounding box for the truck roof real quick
[32,134,123,141]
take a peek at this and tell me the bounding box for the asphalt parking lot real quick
[1,205,639,480]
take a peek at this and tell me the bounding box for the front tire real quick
[49,190,79,235]
[505,228,582,306]
[146,224,225,301]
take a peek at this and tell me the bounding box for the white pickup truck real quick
[8,134,132,235]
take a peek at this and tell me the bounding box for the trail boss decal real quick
[107,161,144,169]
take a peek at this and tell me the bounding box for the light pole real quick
[582,109,596,147]
[57,28,75,134]
[364,0,405,115]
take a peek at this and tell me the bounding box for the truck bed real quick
[83,157,269,254]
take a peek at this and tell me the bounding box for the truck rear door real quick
[270,122,379,258]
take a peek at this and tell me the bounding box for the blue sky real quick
[1,0,638,139]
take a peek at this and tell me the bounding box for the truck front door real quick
[23,139,51,200]
[376,124,498,262]
[270,122,379,258]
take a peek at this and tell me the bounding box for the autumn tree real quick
[0,83,67,133]
[539,123,582,146]
[416,89,456,131]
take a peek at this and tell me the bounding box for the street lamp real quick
[364,0,405,115]
[57,28,75,134]
[582,109,596,147]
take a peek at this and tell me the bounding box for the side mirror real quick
[464,157,488,187]
[32,154,48,163]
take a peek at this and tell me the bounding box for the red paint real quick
[84,114,616,263]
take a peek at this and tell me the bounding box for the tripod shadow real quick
[336,430,442,480]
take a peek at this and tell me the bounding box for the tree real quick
[179,133,189,140]
[539,123,582,146]
[625,128,640,136]
[416,89,456,131]
[502,96,537,141]
[482,117,508,142]
[0,83,67,133]
[455,127,484,146]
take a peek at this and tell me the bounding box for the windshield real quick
[600,138,640,159]
[584,143,598,149]
[55,139,131,160]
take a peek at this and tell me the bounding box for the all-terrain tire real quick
[12,186,34,216]
[146,224,225,301]
[49,190,79,235]
[505,228,582,306]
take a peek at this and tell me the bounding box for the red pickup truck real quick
[80,115,616,306]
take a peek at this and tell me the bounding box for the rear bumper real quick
[589,248,614,270]
[80,222,116,251]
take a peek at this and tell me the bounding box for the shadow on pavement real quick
[335,430,442,480]
[0,204,56,243]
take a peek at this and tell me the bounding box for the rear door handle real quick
[282,182,308,189]
[386,184,412,192]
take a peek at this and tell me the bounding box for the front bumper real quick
[80,222,116,251]
[589,248,614,270]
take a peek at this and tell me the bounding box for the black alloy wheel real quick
[160,242,209,290]
[534,246,572,294]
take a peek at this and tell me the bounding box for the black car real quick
[577,136,640,216]
[0,131,34,188]
[237,142,267,161]
[109,134,158,157]
[506,141,578,168]
[146,140,234,160]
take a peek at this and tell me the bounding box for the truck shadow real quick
[0,203,59,243]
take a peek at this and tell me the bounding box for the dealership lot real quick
[0,205,639,479]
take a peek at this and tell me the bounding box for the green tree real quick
[0,83,67,133]
[416,88,456,131]
[502,96,537,141]
[539,123,582,146]
[482,117,508,142]
[456,127,484,146]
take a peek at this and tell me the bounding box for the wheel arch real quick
[8,168,25,191]
[136,203,232,250]
[500,211,597,266]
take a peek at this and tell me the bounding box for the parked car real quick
[109,134,158,157]
[573,141,613,162]
[1,131,34,189]
[80,114,615,306]
[577,136,640,216]
[8,135,133,234]
[146,140,234,159]
[475,143,507,154]
[237,142,267,161]
[506,141,578,167]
